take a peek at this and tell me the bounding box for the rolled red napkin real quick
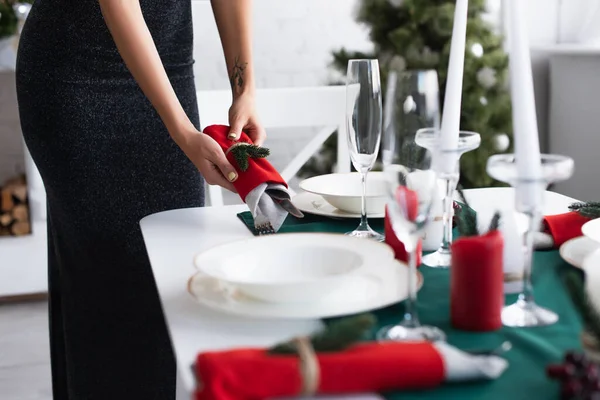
[385,186,422,265]
[203,124,286,202]
[194,342,445,400]
[543,211,591,248]
[203,124,303,231]
[451,229,504,331]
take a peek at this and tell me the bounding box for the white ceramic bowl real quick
[299,172,387,215]
[193,233,394,303]
[582,219,600,245]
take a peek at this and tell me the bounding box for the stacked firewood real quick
[0,175,31,236]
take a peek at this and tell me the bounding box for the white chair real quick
[197,86,350,206]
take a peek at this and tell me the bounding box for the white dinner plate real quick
[187,259,423,319]
[582,219,600,245]
[299,172,387,215]
[193,233,394,303]
[292,191,385,219]
[560,236,600,269]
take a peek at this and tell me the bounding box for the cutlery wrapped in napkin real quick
[193,315,508,400]
[535,202,600,249]
[542,209,595,249]
[203,124,303,232]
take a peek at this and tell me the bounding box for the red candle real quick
[450,229,504,331]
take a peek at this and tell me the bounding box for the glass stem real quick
[519,210,541,304]
[402,239,420,328]
[359,171,368,228]
[440,176,459,253]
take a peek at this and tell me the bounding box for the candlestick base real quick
[421,249,451,268]
[487,153,574,329]
[501,298,558,327]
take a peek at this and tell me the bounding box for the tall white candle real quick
[508,0,542,181]
[439,0,469,174]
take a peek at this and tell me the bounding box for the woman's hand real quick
[178,129,238,192]
[227,93,266,146]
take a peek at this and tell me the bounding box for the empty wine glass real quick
[377,136,446,342]
[345,59,384,241]
[487,153,574,327]
[383,70,443,251]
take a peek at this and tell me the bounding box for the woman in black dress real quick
[16,1,265,398]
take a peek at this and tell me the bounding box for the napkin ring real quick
[293,337,320,396]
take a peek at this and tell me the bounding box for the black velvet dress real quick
[16,1,204,398]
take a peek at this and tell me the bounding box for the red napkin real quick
[543,211,591,247]
[202,124,287,202]
[194,342,445,400]
[385,187,422,265]
[451,229,504,332]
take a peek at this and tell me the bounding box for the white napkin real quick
[245,183,303,232]
[434,342,509,382]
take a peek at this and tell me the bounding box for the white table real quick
[139,188,577,399]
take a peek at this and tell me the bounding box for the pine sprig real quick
[456,186,478,237]
[488,211,501,232]
[563,270,600,345]
[268,314,376,355]
[229,143,270,172]
[569,202,600,219]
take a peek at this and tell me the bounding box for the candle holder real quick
[487,153,574,327]
[415,128,481,268]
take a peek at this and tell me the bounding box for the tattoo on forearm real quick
[229,56,247,90]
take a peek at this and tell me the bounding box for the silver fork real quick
[255,221,276,235]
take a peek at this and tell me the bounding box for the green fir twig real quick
[488,211,501,232]
[268,314,376,355]
[456,186,478,237]
[563,270,600,344]
[229,143,270,172]
[569,202,600,219]
[456,185,501,236]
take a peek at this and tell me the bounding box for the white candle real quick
[439,0,469,174]
[508,0,542,181]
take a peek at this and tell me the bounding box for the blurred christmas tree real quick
[300,0,513,188]
[0,1,33,39]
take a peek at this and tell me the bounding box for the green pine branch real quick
[229,143,270,172]
[456,186,478,237]
[563,270,600,345]
[455,185,500,236]
[268,314,376,355]
[569,202,600,219]
[488,211,501,232]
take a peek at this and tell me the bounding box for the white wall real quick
[191,0,372,90]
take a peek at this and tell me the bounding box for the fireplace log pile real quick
[0,175,31,236]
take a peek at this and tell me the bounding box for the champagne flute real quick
[377,135,446,342]
[345,59,384,241]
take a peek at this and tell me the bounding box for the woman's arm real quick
[211,0,266,144]
[98,0,238,189]
[211,0,255,98]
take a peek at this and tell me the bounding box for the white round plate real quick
[187,260,423,319]
[560,236,600,269]
[193,233,394,303]
[582,219,600,245]
[292,191,385,219]
[299,172,387,215]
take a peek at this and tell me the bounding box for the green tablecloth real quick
[237,211,583,400]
